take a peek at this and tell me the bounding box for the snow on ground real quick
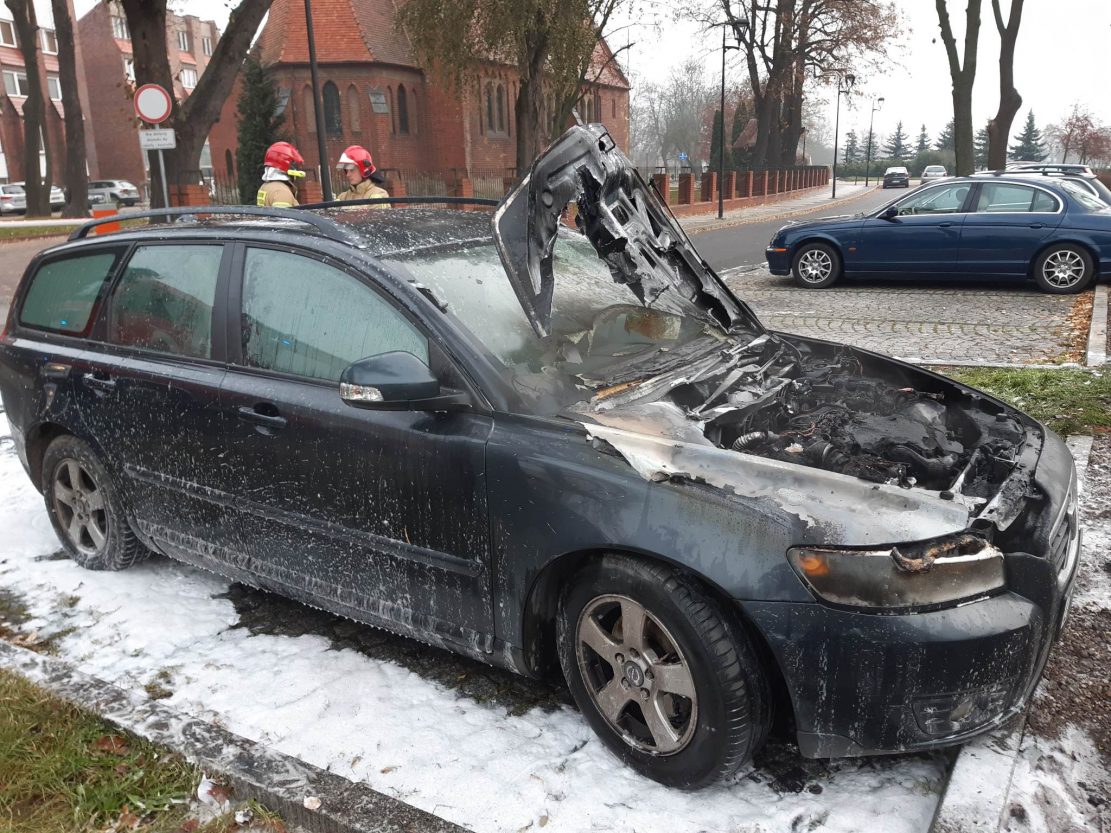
[0,413,948,833]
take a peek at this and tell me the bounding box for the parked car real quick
[0,183,26,215]
[767,175,1111,293]
[972,166,1111,206]
[921,164,948,180]
[87,179,141,207]
[12,181,64,211]
[0,126,1079,790]
[882,165,910,188]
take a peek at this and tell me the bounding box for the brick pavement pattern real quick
[727,270,1079,365]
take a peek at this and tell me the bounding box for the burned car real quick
[0,126,1079,789]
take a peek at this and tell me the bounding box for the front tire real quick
[1033,244,1093,294]
[792,241,842,288]
[42,435,147,571]
[557,555,770,789]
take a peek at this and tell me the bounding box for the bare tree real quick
[985,0,1024,169]
[4,0,50,216]
[51,0,86,218]
[660,58,715,169]
[935,0,982,176]
[120,0,273,206]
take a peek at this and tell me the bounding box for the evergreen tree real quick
[916,124,930,153]
[843,129,860,163]
[883,120,910,159]
[974,126,990,169]
[236,57,286,204]
[730,107,752,170]
[935,120,955,152]
[1008,110,1047,162]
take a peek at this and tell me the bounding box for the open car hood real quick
[492,124,760,338]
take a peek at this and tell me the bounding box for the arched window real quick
[409,90,417,135]
[346,84,361,133]
[387,87,394,134]
[611,98,616,119]
[304,85,316,133]
[397,84,409,135]
[485,83,495,132]
[594,92,601,123]
[224,148,234,178]
[322,81,341,136]
[584,95,593,123]
[495,83,506,133]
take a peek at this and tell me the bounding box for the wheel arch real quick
[25,421,72,490]
[1028,237,1099,279]
[791,235,846,263]
[519,546,794,726]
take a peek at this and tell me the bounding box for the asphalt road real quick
[690,184,904,272]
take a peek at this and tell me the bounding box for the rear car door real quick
[74,241,232,548]
[216,244,495,647]
[957,182,1064,276]
[852,183,973,274]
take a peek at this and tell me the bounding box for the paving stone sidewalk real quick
[726,270,1083,365]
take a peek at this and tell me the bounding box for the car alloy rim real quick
[52,458,108,556]
[1042,250,1085,288]
[797,249,833,284]
[575,594,698,756]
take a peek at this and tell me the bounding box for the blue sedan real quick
[765,175,1111,293]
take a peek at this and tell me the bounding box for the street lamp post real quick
[864,96,884,187]
[717,18,748,219]
[830,73,855,199]
[304,0,333,201]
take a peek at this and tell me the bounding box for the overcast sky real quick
[69,0,1109,144]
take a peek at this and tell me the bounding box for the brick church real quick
[208,0,630,197]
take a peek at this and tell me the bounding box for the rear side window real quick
[239,247,428,382]
[107,244,223,358]
[19,250,120,334]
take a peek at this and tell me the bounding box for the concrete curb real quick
[929,434,1094,833]
[683,184,879,235]
[0,641,471,833]
[1086,284,1108,366]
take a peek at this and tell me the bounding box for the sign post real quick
[134,84,174,208]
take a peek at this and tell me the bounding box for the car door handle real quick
[1029,223,1044,229]
[82,372,116,392]
[237,405,287,429]
[938,222,954,228]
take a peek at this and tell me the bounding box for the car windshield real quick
[925,166,944,172]
[383,231,728,412]
[1060,179,1107,211]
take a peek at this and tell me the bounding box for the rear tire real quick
[1033,244,1093,294]
[557,555,771,789]
[791,242,842,288]
[41,435,147,571]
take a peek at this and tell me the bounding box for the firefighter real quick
[335,145,390,206]
[256,141,305,207]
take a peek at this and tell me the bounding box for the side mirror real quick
[878,205,899,220]
[339,351,470,411]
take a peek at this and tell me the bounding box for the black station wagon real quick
[0,126,1080,789]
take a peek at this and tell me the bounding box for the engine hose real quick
[732,431,776,451]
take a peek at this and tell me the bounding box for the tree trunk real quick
[5,0,50,216]
[513,12,549,176]
[935,0,982,176]
[120,0,272,206]
[51,0,87,218]
[986,0,1024,169]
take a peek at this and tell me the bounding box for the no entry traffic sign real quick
[134,83,172,124]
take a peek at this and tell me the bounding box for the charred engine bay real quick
[585,333,1027,499]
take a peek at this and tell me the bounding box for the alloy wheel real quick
[1042,249,1086,289]
[575,594,698,755]
[52,458,109,556]
[797,249,833,284]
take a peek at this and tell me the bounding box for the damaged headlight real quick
[786,533,1005,610]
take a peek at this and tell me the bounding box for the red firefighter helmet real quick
[336,145,377,180]
[263,142,305,178]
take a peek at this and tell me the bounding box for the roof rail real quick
[296,196,501,209]
[68,205,354,243]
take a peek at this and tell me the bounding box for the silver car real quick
[12,181,64,211]
[0,184,26,214]
[921,165,948,180]
[87,179,141,207]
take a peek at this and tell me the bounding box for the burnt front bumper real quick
[743,429,1080,758]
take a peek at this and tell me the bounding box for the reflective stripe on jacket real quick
[256,180,298,207]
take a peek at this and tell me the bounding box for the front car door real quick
[957,182,1064,275]
[216,244,495,653]
[852,182,974,274]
